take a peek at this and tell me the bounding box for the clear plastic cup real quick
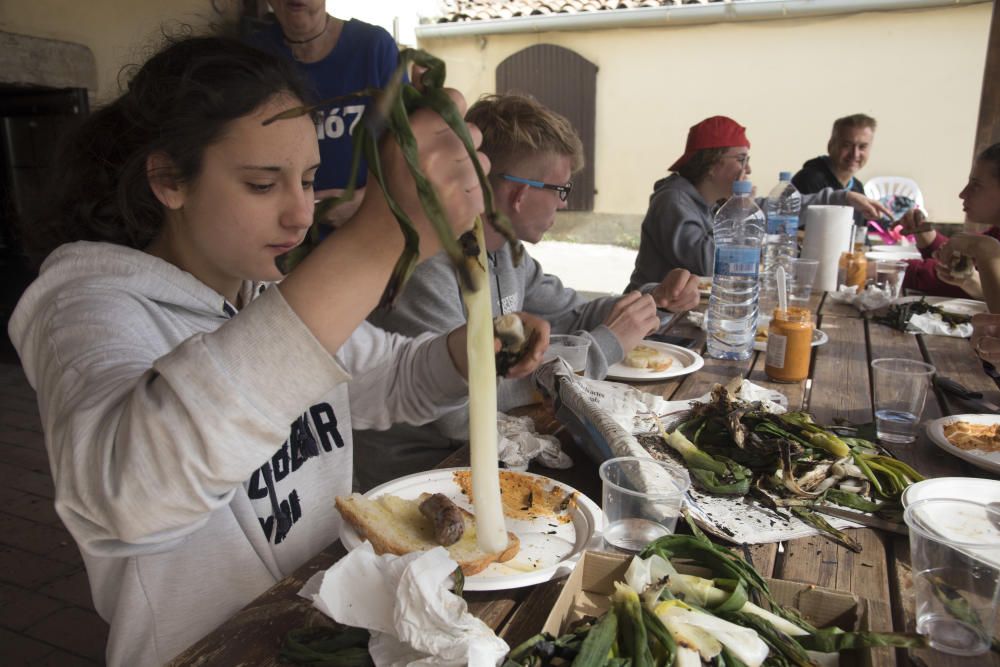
[871,358,935,444]
[598,456,690,553]
[904,498,1000,656]
[786,257,819,309]
[875,258,908,299]
[543,334,591,375]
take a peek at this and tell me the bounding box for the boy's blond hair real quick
[465,93,584,178]
[830,113,877,142]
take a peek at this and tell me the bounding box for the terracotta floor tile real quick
[0,582,64,632]
[1,490,63,526]
[0,392,39,415]
[0,514,83,564]
[0,546,77,588]
[25,606,108,662]
[0,627,56,663]
[4,444,51,472]
[0,461,55,499]
[0,409,42,432]
[38,568,96,611]
[27,649,100,666]
[27,648,100,666]
[0,425,46,451]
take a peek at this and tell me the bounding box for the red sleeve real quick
[901,258,972,298]
[919,231,947,259]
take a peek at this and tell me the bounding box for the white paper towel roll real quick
[800,206,855,292]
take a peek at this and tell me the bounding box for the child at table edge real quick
[899,142,1000,308]
[5,35,547,667]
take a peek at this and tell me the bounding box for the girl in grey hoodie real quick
[8,36,541,666]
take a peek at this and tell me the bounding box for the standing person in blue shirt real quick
[792,113,877,227]
[248,0,402,233]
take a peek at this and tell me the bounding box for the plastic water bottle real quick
[760,172,801,313]
[705,180,766,360]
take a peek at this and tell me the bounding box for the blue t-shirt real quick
[248,19,401,192]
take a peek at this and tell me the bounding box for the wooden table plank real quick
[792,312,898,666]
[819,292,863,319]
[809,314,872,425]
[672,355,754,400]
[923,331,1000,411]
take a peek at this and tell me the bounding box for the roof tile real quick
[436,0,729,23]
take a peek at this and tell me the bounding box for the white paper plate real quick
[903,496,1000,569]
[606,341,705,382]
[924,414,1000,475]
[866,249,922,261]
[933,298,988,316]
[339,468,602,591]
[752,327,829,352]
[902,475,1000,507]
[870,244,919,254]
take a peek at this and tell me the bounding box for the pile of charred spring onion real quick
[504,518,926,666]
[872,297,972,332]
[643,385,923,552]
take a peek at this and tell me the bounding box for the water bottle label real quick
[768,215,798,235]
[714,246,760,277]
[783,215,799,236]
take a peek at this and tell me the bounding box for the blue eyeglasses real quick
[500,174,573,202]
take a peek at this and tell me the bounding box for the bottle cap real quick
[732,180,753,194]
[779,171,792,181]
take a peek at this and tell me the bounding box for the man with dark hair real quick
[793,114,878,226]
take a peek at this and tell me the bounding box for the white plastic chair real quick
[864,176,924,211]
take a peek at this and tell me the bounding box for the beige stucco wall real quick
[420,3,990,224]
[0,0,239,103]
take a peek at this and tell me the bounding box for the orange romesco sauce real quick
[838,251,868,289]
[453,470,575,523]
[764,307,813,382]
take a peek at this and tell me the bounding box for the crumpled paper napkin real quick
[303,543,509,667]
[497,412,572,471]
[825,284,895,311]
[828,286,973,337]
[905,312,974,338]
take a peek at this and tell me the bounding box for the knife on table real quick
[981,361,1000,393]
[811,504,908,535]
[933,376,1000,414]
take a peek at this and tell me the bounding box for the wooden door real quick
[496,44,597,211]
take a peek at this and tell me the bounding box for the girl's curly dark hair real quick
[25,35,313,263]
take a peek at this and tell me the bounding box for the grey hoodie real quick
[7,241,467,666]
[627,173,850,289]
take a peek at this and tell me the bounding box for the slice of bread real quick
[336,492,520,575]
[623,344,674,372]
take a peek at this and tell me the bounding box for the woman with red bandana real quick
[627,116,889,287]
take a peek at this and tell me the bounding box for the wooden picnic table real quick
[168,292,999,667]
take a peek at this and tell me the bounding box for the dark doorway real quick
[0,86,88,361]
[496,44,597,212]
